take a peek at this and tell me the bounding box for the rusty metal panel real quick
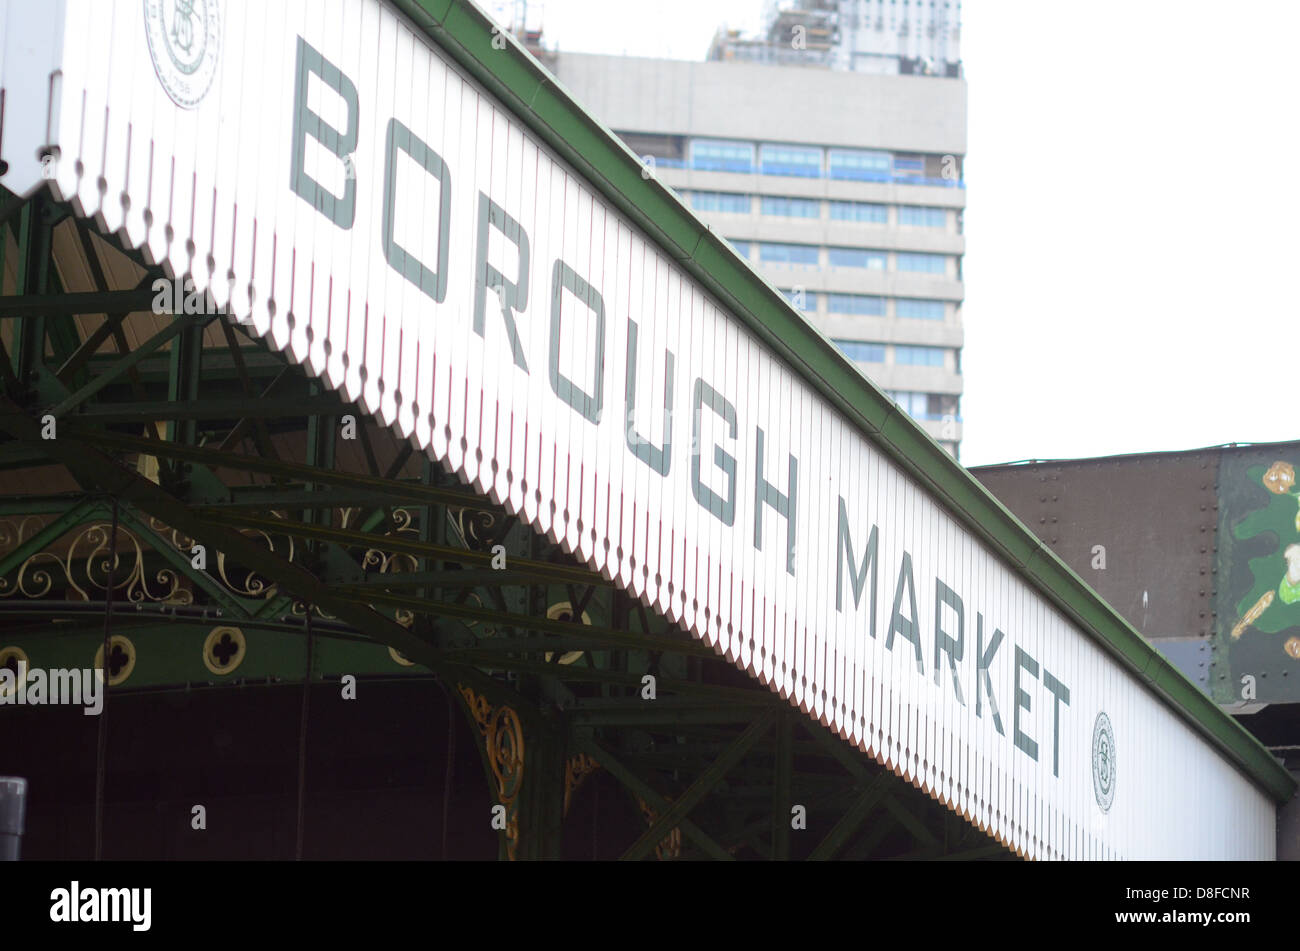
[972,454,1219,643]
[0,0,1280,858]
[974,444,1300,706]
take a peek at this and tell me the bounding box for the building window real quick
[886,390,929,417]
[829,200,888,223]
[691,139,755,173]
[895,345,946,367]
[836,340,886,362]
[896,252,948,274]
[898,205,947,227]
[828,247,887,269]
[893,154,925,179]
[759,242,820,265]
[759,144,823,178]
[828,148,892,182]
[762,196,820,218]
[691,191,752,213]
[727,238,751,258]
[827,293,885,316]
[779,288,819,312]
[896,298,945,320]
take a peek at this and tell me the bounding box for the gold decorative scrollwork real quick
[0,518,191,605]
[290,601,337,621]
[454,507,500,551]
[145,516,195,553]
[636,797,682,861]
[563,754,600,817]
[214,515,296,600]
[356,506,421,628]
[458,683,524,861]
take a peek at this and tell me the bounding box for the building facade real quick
[1,0,1289,864]
[710,0,962,76]
[550,15,967,457]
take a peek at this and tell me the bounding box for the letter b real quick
[290,37,359,228]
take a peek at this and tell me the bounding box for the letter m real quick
[101,889,130,922]
[836,497,878,639]
[51,668,81,705]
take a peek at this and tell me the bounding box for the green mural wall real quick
[1217,450,1300,702]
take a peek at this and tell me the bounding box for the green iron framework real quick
[0,186,1010,860]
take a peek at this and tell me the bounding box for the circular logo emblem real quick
[1092,712,1116,813]
[143,0,222,109]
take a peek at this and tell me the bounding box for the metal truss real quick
[0,186,1011,860]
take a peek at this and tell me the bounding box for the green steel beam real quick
[76,348,287,382]
[215,365,294,452]
[0,288,158,318]
[53,294,141,386]
[219,316,282,462]
[167,319,203,447]
[67,427,495,510]
[0,396,524,717]
[47,316,212,418]
[0,334,21,397]
[772,710,793,860]
[568,701,774,727]
[572,734,733,862]
[331,586,715,658]
[807,774,891,861]
[75,396,354,423]
[796,715,945,851]
[0,609,373,642]
[880,793,941,850]
[210,488,422,511]
[53,219,160,392]
[0,490,86,513]
[0,497,103,578]
[199,510,605,586]
[14,201,49,384]
[843,813,898,861]
[620,708,776,861]
[346,567,613,589]
[419,651,769,702]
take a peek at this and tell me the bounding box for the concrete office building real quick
[549,4,967,456]
[709,0,962,76]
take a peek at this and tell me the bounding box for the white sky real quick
[491,0,1300,466]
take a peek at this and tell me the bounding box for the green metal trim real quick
[393,0,1294,803]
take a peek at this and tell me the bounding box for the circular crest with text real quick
[143,0,222,109]
[1092,711,1116,813]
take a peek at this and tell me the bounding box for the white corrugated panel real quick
[0,0,1278,858]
